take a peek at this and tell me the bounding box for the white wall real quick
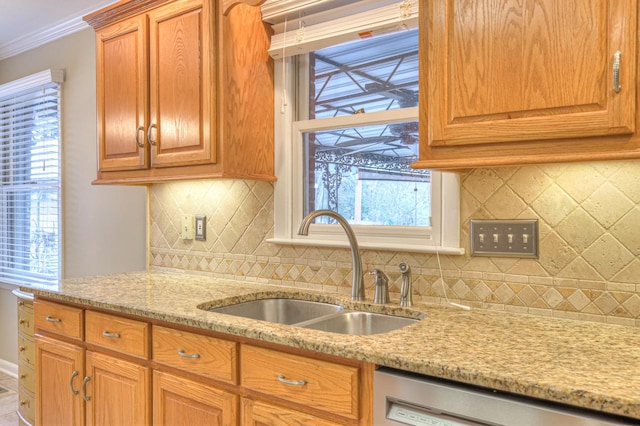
[0,28,147,365]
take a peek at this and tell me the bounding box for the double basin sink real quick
[198,298,420,336]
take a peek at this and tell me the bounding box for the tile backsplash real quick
[150,160,640,326]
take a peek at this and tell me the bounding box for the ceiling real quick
[0,0,118,61]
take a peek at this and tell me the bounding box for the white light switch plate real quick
[181,214,194,240]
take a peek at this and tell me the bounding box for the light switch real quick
[181,214,194,240]
[470,219,539,258]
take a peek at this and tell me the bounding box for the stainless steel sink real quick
[300,311,418,335]
[201,297,420,335]
[202,298,343,324]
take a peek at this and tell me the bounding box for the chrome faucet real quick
[297,210,365,301]
[370,269,389,304]
[399,262,413,307]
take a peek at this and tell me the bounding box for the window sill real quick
[266,237,465,255]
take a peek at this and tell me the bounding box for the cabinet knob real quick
[20,373,27,379]
[19,346,26,352]
[19,318,28,325]
[20,400,30,407]
[18,301,24,307]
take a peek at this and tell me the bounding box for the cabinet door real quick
[35,335,84,426]
[153,371,237,426]
[425,0,637,147]
[85,351,151,426]
[241,399,341,426]
[96,14,149,171]
[148,0,216,168]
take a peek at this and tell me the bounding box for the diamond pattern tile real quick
[148,161,640,325]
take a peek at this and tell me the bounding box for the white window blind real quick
[262,0,418,58]
[0,69,63,286]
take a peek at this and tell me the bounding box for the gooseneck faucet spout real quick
[297,210,365,301]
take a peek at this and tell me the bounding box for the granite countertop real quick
[24,271,640,420]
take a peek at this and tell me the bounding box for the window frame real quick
[0,69,63,287]
[268,56,463,254]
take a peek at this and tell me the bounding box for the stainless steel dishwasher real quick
[373,367,638,426]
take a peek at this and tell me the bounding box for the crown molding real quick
[0,16,90,62]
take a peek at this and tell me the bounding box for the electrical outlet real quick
[181,214,194,240]
[195,215,206,241]
[470,219,538,258]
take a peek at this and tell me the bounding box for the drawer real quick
[85,310,150,359]
[152,325,237,384]
[18,301,34,336]
[18,361,35,395]
[18,388,35,425]
[34,300,83,339]
[18,334,35,368]
[241,345,360,420]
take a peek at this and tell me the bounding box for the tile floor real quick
[0,371,18,426]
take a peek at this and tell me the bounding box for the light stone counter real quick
[24,271,640,420]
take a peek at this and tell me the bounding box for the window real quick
[0,70,63,286]
[265,0,461,253]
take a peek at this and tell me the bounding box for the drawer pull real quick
[18,301,24,307]
[20,373,27,379]
[177,349,200,359]
[19,318,28,325]
[82,376,91,401]
[45,316,61,323]
[19,346,26,352]
[20,400,30,407]
[70,371,79,395]
[102,331,121,339]
[277,374,307,387]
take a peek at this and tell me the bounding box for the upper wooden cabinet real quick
[85,0,274,183]
[414,0,639,169]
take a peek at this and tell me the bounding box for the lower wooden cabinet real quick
[241,399,341,426]
[153,370,237,425]
[14,289,35,426]
[34,299,374,425]
[35,335,84,426]
[85,351,150,426]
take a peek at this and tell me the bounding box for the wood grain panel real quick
[153,370,237,426]
[34,300,84,340]
[152,325,237,384]
[85,351,151,426]
[423,0,636,150]
[85,310,150,359]
[96,15,148,171]
[241,345,360,420]
[241,398,341,426]
[149,0,215,167]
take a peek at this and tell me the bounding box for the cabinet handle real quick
[177,349,200,359]
[45,315,61,323]
[135,125,145,148]
[69,371,79,395]
[102,330,121,339]
[82,376,91,402]
[147,124,157,146]
[19,318,28,325]
[20,400,30,407]
[613,50,622,93]
[20,373,27,380]
[18,301,24,307]
[277,374,307,387]
[18,346,26,352]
